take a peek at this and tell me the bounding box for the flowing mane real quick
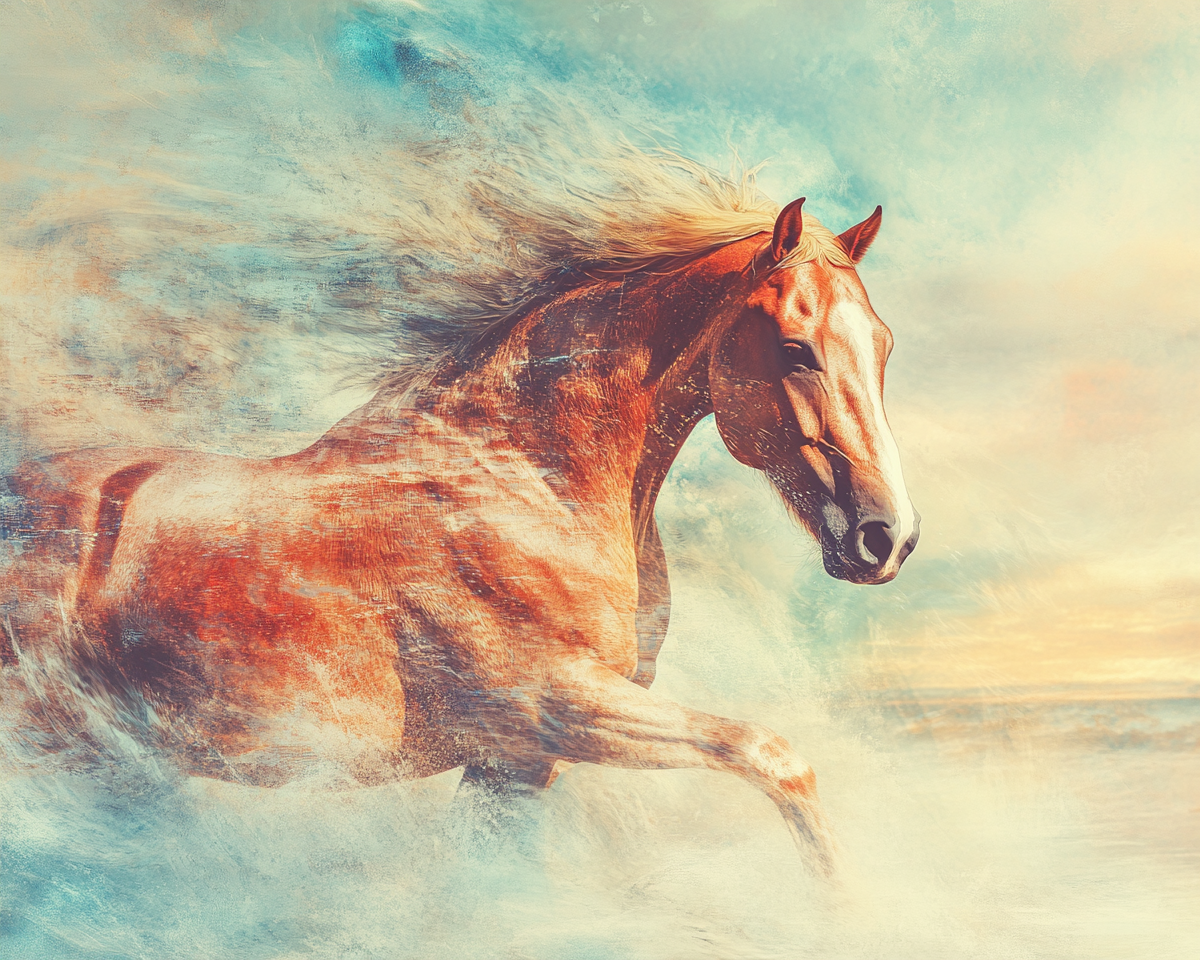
[379,149,853,390]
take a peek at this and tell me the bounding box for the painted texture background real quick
[1,1,1198,957]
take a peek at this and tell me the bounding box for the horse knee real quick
[740,725,817,797]
[778,764,818,798]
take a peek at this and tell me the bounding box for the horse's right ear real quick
[771,197,806,263]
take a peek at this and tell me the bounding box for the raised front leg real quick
[539,658,836,876]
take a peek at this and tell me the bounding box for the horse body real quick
[2,202,916,874]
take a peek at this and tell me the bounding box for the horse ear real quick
[837,205,883,263]
[771,197,806,263]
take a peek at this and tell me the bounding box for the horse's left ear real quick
[837,205,883,263]
[771,197,806,263]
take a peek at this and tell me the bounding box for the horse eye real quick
[781,340,820,372]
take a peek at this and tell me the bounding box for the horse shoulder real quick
[372,453,643,680]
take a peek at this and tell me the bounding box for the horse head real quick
[710,198,919,585]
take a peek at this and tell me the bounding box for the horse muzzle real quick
[823,508,920,585]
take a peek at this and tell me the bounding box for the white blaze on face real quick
[832,300,916,570]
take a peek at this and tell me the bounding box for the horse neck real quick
[364,235,765,522]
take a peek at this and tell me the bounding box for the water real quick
[3,654,1197,959]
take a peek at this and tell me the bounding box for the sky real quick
[2,2,1199,957]
[8,0,1196,694]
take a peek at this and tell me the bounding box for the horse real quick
[0,195,918,877]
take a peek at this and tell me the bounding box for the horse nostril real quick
[859,521,894,566]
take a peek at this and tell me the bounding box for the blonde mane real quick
[775,214,855,270]
[380,148,850,389]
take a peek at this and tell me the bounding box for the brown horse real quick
[1,197,917,876]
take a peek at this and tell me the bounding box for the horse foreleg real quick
[457,756,559,798]
[447,756,560,850]
[540,658,836,876]
[632,518,671,689]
